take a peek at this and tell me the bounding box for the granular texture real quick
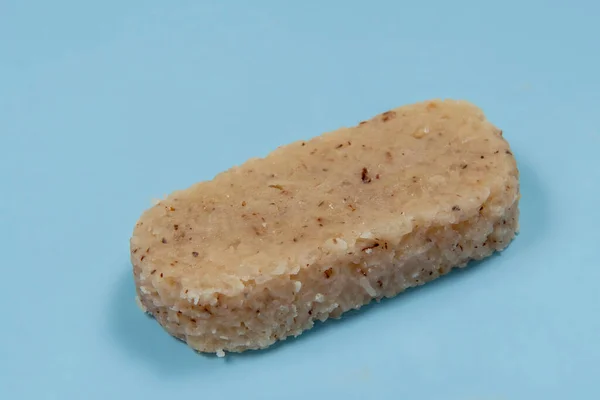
[131,99,520,355]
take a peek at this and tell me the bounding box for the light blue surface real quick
[2,1,599,399]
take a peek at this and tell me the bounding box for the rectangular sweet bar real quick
[131,99,520,355]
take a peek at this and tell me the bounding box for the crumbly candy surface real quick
[131,99,520,354]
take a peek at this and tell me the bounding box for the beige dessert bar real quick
[131,99,520,355]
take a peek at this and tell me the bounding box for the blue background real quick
[2,1,599,399]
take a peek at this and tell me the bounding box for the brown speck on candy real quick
[385,151,393,161]
[480,155,485,159]
[452,205,461,211]
[269,184,284,191]
[361,167,372,183]
[359,121,367,125]
[324,268,333,278]
[318,200,325,207]
[376,174,380,179]
[242,201,247,207]
[381,111,396,122]
[160,273,163,278]
[362,243,380,252]
[301,142,306,146]
[348,204,356,211]
[150,269,156,275]
[336,144,343,149]
[161,238,167,244]
[140,255,145,261]
[347,141,352,145]
[174,224,179,230]
[168,206,176,211]
[506,150,513,155]
[293,237,298,242]
[132,248,138,254]
[460,163,468,169]
[192,251,199,257]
